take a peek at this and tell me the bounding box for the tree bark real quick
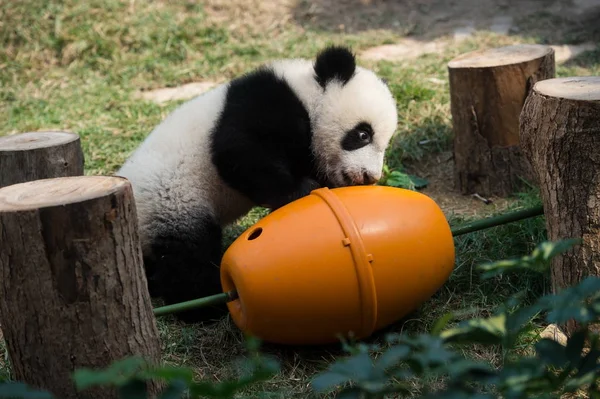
[448,44,555,197]
[0,176,162,399]
[520,76,600,335]
[0,131,84,188]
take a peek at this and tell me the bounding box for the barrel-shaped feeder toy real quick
[220,185,455,345]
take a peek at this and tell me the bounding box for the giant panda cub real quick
[117,46,398,323]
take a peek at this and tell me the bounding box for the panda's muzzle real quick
[362,171,377,185]
[341,170,377,186]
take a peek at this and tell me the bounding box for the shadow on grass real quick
[292,0,600,45]
[561,46,600,69]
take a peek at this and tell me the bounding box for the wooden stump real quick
[0,176,162,399]
[0,131,84,188]
[448,44,555,197]
[520,76,600,334]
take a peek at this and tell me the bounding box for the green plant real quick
[73,336,281,399]
[379,164,429,190]
[312,238,600,398]
[3,239,599,399]
[0,337,281,399]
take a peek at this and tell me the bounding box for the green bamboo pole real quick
[450,204,544,237]
[152,204,546,317]
[153,290,238,317]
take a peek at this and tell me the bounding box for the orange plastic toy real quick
[220,185,455,345]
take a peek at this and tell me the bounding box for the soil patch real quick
[403,151,514,218]
[292,0,600,43]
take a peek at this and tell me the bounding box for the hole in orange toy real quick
[247,227,263,240]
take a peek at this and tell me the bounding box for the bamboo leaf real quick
[0,383,54,399]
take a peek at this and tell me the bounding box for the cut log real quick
[0,176,162,399]
[0,131,84,188]
[448,44,555,197]
[0,131,85,374]
[520,76,600,334]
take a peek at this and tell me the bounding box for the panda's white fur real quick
[269,58,397,187]
[116,46,398,323]
[118,85,253,247]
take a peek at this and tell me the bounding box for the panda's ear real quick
[313,46,356,89]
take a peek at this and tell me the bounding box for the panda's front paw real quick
[300,177,321,193]
[267,177,321,211]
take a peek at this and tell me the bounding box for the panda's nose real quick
[362,171,377,185]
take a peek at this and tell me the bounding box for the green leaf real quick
[327,352,374,382]
[540,238,581,259]
[187,352,280,398]
[158,380,188,399]
[408,174,429,189]
[0,383,54,399]
[505,303,544,337]
[312,351,390,394]
[445,359,495,380]
[479,239,581,280]
[375,345,410,370]
[380,170,429,191]
[118,379,148,399]
[188,381,223,397]
[566,330,587,366]
[243,335,262,353]
[576,349,600,377]
[384,171,415,189]
[141,367,195,384]
[564,371,598,392]
[494,358,547,395]
[336,386,363,399]
[540,277,600,324]
[311,372,352,393]
[440,314,506,345]
[73,357,147,390]
[355,380,390,394]
[431,312,455,336]
[411,339,455,368]
[534,339,569,368]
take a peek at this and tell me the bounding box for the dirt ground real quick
[291,0,600,39]
[204,0,600,42]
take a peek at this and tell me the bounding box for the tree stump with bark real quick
[0,176,162,399]
[448,44,555,197]
[520,76,600,334]
[0,131,85,188]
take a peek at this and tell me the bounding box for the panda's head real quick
[310,46,398,188]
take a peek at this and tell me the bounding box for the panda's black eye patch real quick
[341,122,374,151]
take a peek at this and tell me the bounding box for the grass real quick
[1,0,600,397]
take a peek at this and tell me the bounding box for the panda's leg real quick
[144,211,228,324]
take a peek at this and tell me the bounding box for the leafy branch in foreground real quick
[0,382,53,399]
[477,238,582,279]
[0,336,281,399]
[311,239,600,399]
[73,336,281,399]
[2,239,599,399]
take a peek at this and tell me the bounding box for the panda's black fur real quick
[117,46,398,323]
[211,67,317,211]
